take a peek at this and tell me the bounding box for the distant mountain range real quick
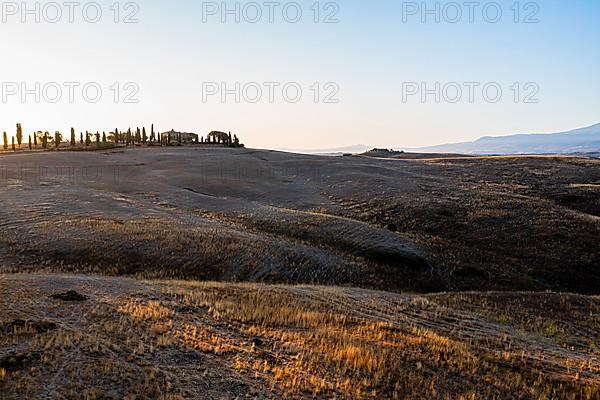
[285,123,600,156]
[416,123,600,155]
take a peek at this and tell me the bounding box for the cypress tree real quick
[55,131,61,148]
[3,132,8,150]
[43,132,48,149]
[150,124,155,142]
[102,132,107,143]
[70,128,76,147]
[96,132,100,146]
[28,135,32,150]
[16,123,23,149]
[142,127,147,143]
[80,132,84,144]
[34,132,37,146]
[12,137,15,151]
[85,132,90,146]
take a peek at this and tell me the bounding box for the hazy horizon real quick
[1,0,599,149]
[274,121,600,152]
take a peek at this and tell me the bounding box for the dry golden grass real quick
[165,283,599,399]
[0,275,598,399]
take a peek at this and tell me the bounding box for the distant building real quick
[201,130,243,147]
[206,131,229,143]
[367,148,405,155]
[161,129,198,144]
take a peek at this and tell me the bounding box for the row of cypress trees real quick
[2,123,243,151]
[2,126,61,151]
[113,124,160,145]
[1,124,159,151]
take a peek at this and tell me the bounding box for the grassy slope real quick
[0,148,598,294]
[1,274,598,399]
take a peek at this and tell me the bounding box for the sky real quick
[0,0,599,150]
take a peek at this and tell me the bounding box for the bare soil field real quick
[0,147,599,293]
[0,274,598,399]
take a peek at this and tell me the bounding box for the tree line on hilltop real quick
[1,124,243,152]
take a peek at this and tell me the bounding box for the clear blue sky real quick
[1,0,598,149]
